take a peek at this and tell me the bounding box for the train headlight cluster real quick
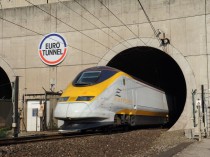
[76,96,95,101]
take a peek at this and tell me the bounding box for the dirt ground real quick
[0,128,195,157]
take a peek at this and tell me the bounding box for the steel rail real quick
[0,132,101,146]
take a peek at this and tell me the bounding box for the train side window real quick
[123,78,125,86]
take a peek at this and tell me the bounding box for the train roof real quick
[81,66,164,92]
[82,66,120,73]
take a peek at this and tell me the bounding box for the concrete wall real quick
[0,0,72,9]
[0,0,209,130]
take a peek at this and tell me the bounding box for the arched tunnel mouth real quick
[107,46,187,128]
[0,67,12,99]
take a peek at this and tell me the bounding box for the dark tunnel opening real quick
[0,67,12,99]
[107,46,187,127]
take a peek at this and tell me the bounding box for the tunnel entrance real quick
[0,67,12,99]
[0,67,12,128]
[107,46,187,127]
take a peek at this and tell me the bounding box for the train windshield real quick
[73,67,118,86]
[75,71,101,85]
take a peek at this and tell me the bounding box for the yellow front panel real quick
[61,72,130,102]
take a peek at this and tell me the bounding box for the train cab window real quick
[73,67,119,86]
[76,71,101,85]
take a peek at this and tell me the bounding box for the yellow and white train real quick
[54,66,169,132]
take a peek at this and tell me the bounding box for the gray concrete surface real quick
[173,138,210,157]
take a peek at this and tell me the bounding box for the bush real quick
[0,128,9,138]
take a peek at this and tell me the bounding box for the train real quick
[54,66,169,132]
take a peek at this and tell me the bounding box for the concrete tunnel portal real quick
[107,46,187,127]
[0,67,12,100]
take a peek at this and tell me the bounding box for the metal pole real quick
[36,111,37,132]
[201,85,205,125]
[198,105,202,141]
[12,76,19,137]
[40,99,43,131]
[44,91,47,130]
[192,89,197,127]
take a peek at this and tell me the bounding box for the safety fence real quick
[0,99,12,128]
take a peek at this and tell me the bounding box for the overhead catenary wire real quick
[25,0,118,55]
[57,0,131,49]
[73,0,133,48]
[137,0,163,45]
[0,1,164,66]
[137,0,158,37]
[0,1,16,76]
[97,0,147,46]
[137,0,194,58]
[137,0,197,89]
[0,12,109,62]
[60,0,162,64]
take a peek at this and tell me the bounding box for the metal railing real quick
[191,85,210,140]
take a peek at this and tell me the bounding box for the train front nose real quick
[54,102,90,120]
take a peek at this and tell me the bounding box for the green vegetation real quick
[0,128,9,138]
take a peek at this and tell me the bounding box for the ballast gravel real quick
[0,128,195,157]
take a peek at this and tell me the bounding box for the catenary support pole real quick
[12,76,19,138]
[201,85,205,125]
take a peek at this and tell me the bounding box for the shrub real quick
[0,128,9,138]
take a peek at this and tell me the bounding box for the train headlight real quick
[58,97,69,102]
[76,96,95,101]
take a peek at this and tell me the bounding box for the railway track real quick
[0,126,165,147]
[0,131,101,146]
[0,129,179,157]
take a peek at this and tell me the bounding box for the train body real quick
[54,66,169,132]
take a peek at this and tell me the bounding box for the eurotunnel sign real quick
[39,33,67,66]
